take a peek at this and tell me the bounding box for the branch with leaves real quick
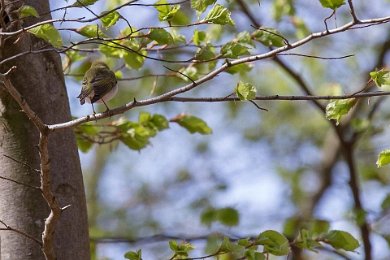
[1,0,390,259]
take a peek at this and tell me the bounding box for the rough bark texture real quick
[0,1,90,259]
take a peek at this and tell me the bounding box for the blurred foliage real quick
[38,0,390,258]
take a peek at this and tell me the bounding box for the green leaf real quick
[193,30,206,45]
[170,29,186,44]
[252,28,286,47]
[155,0,181,22]
[323,230,359,251]
[200,207,217,226]
[172,114,212,135]
[191,0,216,13]
[99,40,125,58]
[235,81,256,100]
[245,250,266,260]
[370,68,390,87]
[76,25,107,38]
[124,249,142,260]
[219,237,246,258]
[18,5,39,18]
[221,41,251,58]
[292,16,310,39]
[319,0,345,10]
[178,66,198,81]
[237,31,255,46]
[65,50,84,63]
[139,112,169,132]
[100,11,120,28]
[72,0,99,7]
[122,40,147,69]
[28,24,62,48]
[377,149,390,167]
[325,98,357,125]
[205,4,235,26]
[149,28,174,45]
[216,207,239,227]
[225,63,253,75]
[169,241,194,258]
[151,114,169,131]
[381,194,390,210]
[76,136,93,153]
[295,229,322,251]
[308,219,330,236]
[195,44,216,61]
[257,230,290,256]
[120,125,153,150]
[273,0,295,21]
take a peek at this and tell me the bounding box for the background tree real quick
[1,0,389,260]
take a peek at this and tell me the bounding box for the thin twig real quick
[3,154,40,173]
[0,219,42,245]
[0,174,40,190]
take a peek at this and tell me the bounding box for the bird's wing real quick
[77,74,94,105]
[90,70,117,103]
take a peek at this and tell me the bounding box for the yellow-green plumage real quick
[78,61,117,112]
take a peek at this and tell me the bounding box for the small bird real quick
[77,61,118,114]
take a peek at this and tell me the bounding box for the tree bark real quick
[0,1,90,259]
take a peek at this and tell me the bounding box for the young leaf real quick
[18,5,39,18]
[235,81,256,100]
[195,44,216,61]
[221,41,251,58]
[122,39,147,69]
[381,194,390,210]
[155,0,180,22]
[71,0,99,7]
[295,229,322,251]
[76,136,94,153]
[205,4,235,26]
[323,230,359,251]
[171,114,212,135]
[237,31,255,46]
[150,114,169,131]
[245,250,266,260]
[169,240,194,257]
[28,24,63,48]
[201,207,217,226]
[149,28,174,45]
[124,249,142,260]
[100,11,120,28]
[216,207,239,227]
[191,0,217,13]
[319,0,345,10]
[178,66,198,81]
[370,68,390,87]
[226,63,253,75]
[193,30,206,45]
[170,29,187,44]
[76,25,107,38]
[99,40,125,58]
[252,28,286,47]
[257,230,290,256]
[377,149,390,168]
[273,0,295,21]
[325,98,357,125]
[120,125,153,150]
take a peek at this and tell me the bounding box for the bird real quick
[77,61,118,114]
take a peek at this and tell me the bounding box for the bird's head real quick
[90,61,109,69]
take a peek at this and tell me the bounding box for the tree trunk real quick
[0,1,90,259]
